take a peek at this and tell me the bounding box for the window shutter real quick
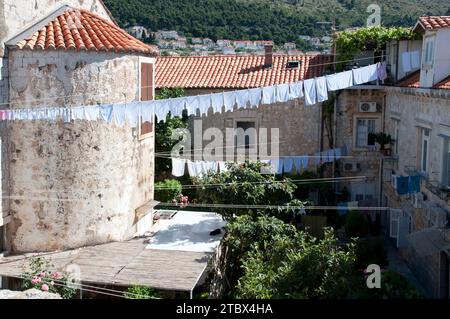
[390,209,402,239]
[139,63,154,137]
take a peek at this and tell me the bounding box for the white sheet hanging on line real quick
[236,89,250,109]
[112,104,126,126]
[218,161,229,172]
[210,92,224,114]
[154,100,169,123]
[276,84,290,103]
[352,64,378,85]
[126,102,141,126]
[99,105,113,123]
[198,95,211,116]
[185,96,200,116]
[315,77,328,103]
[289,81,303,99]
[270,158,284,175]
[303,79,317,106]
[72,107,84,121]
[223,91,236,112]
[169,97,186,117]
[262,86,276,105]
[248,88,262,108]
[326,70,354,91]
[172,158,186,177]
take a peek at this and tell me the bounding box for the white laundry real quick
[283,157,294,174]
[410,50,421,69]
[210,93,224,114]
[248,88,262,107]
[83,105,99,122]
[196,161,208,178]
[72,107,84,121]
[334,148,342,160]
[218,161,229,172]
[262,86,276,105]
[172,158,186,177]
[293,156,308,173]
[112,104,126,126]
[169,97,186,117]
[401,51,412,73]
[352,64,378,85]
[143,101,156,123]
[223,91,236,112]
[205,161,219,174]
[197,95,211,116]
[270,158,283,175]
[303,78,317,106]
[185,96,200,116]
[315,76,328,103]
[377,62,388,82]
[125,102,141,126]
[289,81,304,99]
[99,105,113,123]
[235,89,250,109]
[187,160,198,177]
[276,83,290,103]
[326,70,353,91]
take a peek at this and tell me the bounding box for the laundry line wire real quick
[0,55,386,108]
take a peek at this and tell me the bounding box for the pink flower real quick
[41,284,49,292]
[31,277,42,285]
[39,272,46,277]
[51,272,63,280]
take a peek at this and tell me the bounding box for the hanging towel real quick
[185,96,200,116]
[276,84,290,103]
[172,158,186,177]
[262,86,276,105]
[223,91,236,112]
[210,93,224,114]
[303,79,317,106]
[352,64,378,85]
[84,106,99,121]
[326,70,354,91]
[125,102,141,126]
[112,104,126,126]
[396,176,409,195]
[72,107,84,121]
[410,51,421,69]
[270,158,284,175]
[169,97,186,118]
[315,77,328,103]
[377,62,387,82]
[401,52,412,73]
[197,161,208,178]
[99,105,113,123]
[283,157,294,174]
[197,95,211,116]
[408,175,421,194]
[154,100,168,123]
[289,81,304,99]
[248,88,262,108]
[218,161,229,172]
[235,89,250,109]
[187,160,198,177]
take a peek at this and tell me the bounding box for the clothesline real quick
[0,63,386,126]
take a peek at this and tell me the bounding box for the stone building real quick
[155,49,332,165]
[0,1,158,253]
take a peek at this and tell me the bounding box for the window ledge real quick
[0,215,11,227]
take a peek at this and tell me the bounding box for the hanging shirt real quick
[197,95,211,116]
[125,102,141,126]
[408,175,421,194]
[172,158,186,177]
[377,62,387,82]
[143,100,156,123]
[248,88,262,108]
[235,89,250,109]
[223,91,236,112]
[187,160,198,177]
[210,92,224,114]
[352,64,378,85]
[112,104,126,126]
[276,84,290,103]
[283,157,294,174]
[396,176,409,195]
[262,86,276,105]
[326,70,354,91]
[289,81,304,99]
[169,97,186,118]
[303,78,317,106]
[315,76,328,103]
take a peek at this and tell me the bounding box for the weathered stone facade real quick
[3,49,155,252]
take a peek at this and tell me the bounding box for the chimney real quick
[264,44,273,68]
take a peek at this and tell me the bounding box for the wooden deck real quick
[0,238,210,292]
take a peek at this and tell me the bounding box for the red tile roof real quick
[415,16,450,31]
[12,8,157,55]
[397,70,421,88]
[155,54,332,89]
[434,76,450,89]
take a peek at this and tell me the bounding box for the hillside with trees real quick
[104,0,450,44]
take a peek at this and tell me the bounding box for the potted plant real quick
[374,132,394,156]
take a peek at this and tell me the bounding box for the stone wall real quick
[183,89,323,165]
[335,89,385,200]
[4,50,155,252]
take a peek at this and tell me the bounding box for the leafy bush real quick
[345,211,369,238]
[21,256,76,299]
[124,285,160,299]
[154,179,182,203]
[355,237,388,269]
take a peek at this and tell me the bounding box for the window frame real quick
[420,128,431,174]
[423,35,436,67]
[354,116,380,149]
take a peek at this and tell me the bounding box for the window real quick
[356,118,377,148]
[424,36,435,66]
[139,62,154,139]
[235,121,256,149]
[441,137,450,188]
[420,129,431,173]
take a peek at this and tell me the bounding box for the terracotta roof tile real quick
[13,8,157,55]
[397,70,421,88]
[417,16,450,31]
[434,76,450,89]
[156,54,332,89]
